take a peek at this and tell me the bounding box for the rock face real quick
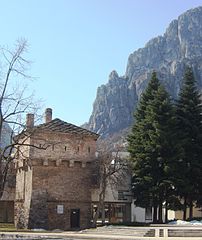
[86,70,138,136]
[0,123,12,149]
[85,6,202,138]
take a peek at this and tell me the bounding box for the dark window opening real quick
[70,209,80,228]
[145,207,152,220]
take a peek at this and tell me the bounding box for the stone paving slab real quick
[1,226,202,239]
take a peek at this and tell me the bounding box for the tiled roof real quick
[34,118,99,138]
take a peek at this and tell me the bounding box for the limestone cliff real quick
[86,70,138,136]
[84,6,202,138]
[0,123,12,149]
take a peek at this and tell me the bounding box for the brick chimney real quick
[45,108,52,123]
[26,113,34,128]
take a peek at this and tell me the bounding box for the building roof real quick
[34,118,99,138]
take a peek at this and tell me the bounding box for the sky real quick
[0,0,202,126]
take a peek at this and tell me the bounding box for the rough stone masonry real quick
[15,108,99,230]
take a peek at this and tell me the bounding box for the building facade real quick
[1,109,195,228]
[0,164,15,223]
[91,152,132,223]
[14,108,99,230]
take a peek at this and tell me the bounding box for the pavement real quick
[1,225,202,239]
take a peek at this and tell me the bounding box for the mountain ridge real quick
[84,6,202,139]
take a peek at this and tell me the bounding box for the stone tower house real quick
[15,108,99,230]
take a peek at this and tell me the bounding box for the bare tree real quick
[0,39,41,199]
[92,145,130,226]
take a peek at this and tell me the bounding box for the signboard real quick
[57,205,64,214]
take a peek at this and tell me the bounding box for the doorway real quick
[70,209,80,228]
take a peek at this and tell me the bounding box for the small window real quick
[77,146,80,152]
[52,145,54,151]
[145,207,152,220]
[88,147,91,153]
[118,191,125,200]
[114,205,124,218]
[65,146,67,151]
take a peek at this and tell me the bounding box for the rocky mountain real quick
[84,6,202,139]
[0,123,12,149]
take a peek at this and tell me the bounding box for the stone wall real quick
[15,130,97,230]
[14,136,33,228]
[0,201,14,223]
[1,162,16,201]
[48,201,91,230]
[30,131,96,162]
[15,166,33,229]
[0,162,16,224]
[29,161,93,229]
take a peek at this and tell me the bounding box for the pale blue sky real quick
[0,0,202,125]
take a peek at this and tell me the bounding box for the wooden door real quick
[70,209,80,228]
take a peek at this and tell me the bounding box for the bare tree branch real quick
[0,40,43,199]
[92,143,130,226]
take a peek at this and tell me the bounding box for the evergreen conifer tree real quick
[175,67,202,220]
[127,72,176,223]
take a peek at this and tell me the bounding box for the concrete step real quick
[168,229,202,237]
[144,229,155,237]
[85,227,153,237]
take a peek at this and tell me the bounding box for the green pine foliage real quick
[175,67,202,219]
[127,72,177,223]
[128,67,202,222]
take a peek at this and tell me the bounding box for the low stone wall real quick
[0,201,14,223]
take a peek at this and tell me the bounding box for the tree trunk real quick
[153,206,158,223]
[93,177,107,227]
[101,181,106,225]
[108,204,111,223]
[158,202,163,223]
[189,201,193,220]
[183,197,187,221]
[93,192,103,227]
[165,201,168,223]
[92,203,100,227]
[101,202,105,224]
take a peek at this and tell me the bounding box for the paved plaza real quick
[1,225,202,239]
